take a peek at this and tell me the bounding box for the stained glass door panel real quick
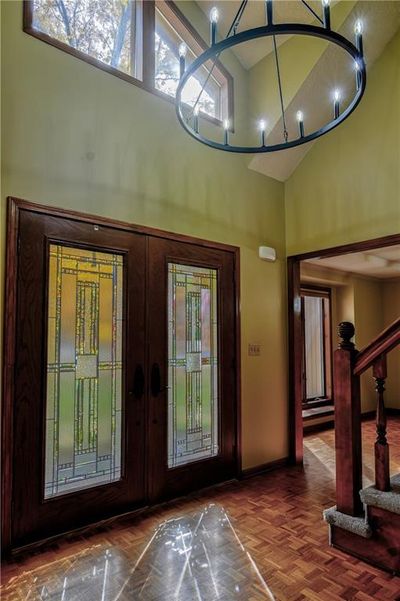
[167,263,219,468]
[45,245,124,498]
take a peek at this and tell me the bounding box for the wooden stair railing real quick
[334,317,400,517]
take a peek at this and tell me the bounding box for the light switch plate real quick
[248,344,261,356]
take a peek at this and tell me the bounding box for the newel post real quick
[334,322,363,516]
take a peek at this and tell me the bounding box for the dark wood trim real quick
[22,0,233,128]
[288,257,303,464]
[288,233,400,263]
[288,233,400,465]
[142,0,155,89]
[7,197,239,253]
[240,457,289,479]
[234,250,242,477]
[1,201,20,553]
[354,317,400,376]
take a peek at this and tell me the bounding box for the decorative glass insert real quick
[304,295,325,399]
[45,244,123,499]
[168,263,219,468]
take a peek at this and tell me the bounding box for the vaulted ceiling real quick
[196,0,400,181]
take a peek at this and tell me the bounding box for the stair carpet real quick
[323,473,400,534]
[323,473,400,573]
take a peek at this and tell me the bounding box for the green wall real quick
[0,1,287,469]
[285,29,400,256]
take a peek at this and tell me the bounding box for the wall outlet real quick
[248,344,261,356]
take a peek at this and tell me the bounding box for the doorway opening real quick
[288,234,400,464]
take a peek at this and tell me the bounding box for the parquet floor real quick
[2,418,400,600]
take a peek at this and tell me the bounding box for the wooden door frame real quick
[2,196,242,554]
[288,233,400,465]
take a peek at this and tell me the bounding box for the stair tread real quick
[360,473,400,515]
[323,506,372,538]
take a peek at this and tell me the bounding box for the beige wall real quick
[0,1,287,469]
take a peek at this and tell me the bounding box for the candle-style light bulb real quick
[210,6,219,23]
[193,104,199,133]
[259,119,266,146]
[223,118,230,145]
[210,7,219,45]
[354,19,364,55]
[321,0,331,29]
[296,111,304,138]
[354,19,363,35]
[333,89,341,119]
[179,43,187,78]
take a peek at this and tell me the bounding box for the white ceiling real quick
[305,245,400,279]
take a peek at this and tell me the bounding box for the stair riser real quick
[330,507,400,575]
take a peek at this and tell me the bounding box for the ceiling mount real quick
[175,0,367,153]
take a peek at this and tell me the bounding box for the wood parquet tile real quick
[2,418,400,600]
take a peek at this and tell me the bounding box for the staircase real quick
[323,318,400,575]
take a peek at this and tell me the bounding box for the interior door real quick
[147,237,238,501]
[12,209,146,548]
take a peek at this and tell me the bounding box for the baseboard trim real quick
[303,420,334,435]
[240,457,289,479]
[387,408,400,416]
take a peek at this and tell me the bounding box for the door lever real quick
[131,365,144,399]
[150,363,170,397]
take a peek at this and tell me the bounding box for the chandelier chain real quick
[272,34,289,143]
[300,0,324,25]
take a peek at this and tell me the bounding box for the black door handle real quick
[132,365,144,399]
[151,363,161,397]
[150,363,170,397]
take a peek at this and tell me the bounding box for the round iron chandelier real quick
[175,0,366,153]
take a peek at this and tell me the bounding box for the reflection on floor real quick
[2,505,274,600]
[2,418,400,600]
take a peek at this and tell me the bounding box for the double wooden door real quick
[7,203,238,550]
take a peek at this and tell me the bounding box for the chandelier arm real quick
[300,0,324,26]
[191,0,248,117]
[272,34,289,143]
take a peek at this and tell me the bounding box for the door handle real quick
[150,363,170,397]
[131,365,144,399]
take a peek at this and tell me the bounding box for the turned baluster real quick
[334,322,363,516]
[373,355,390,492]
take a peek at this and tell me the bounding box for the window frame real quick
[300,286,333,405]
[23,0,234,128]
